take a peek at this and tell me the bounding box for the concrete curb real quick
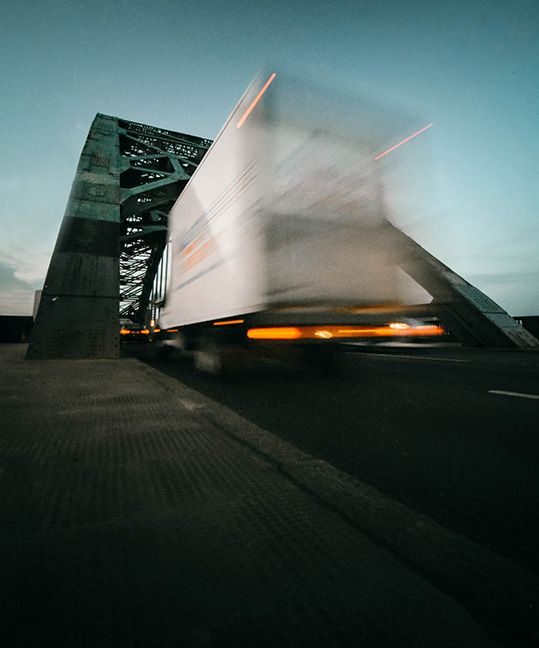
[134,358,539,646]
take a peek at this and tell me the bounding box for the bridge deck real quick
[0,344,496,647]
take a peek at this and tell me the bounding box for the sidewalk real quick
[0,344,497,647]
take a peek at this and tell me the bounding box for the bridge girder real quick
[27,115,211,359]
[118,118,212,324]
[385,222,539,348]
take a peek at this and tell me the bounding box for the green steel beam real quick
[118,118,211,325]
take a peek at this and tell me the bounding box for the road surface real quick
[128,342,539,576]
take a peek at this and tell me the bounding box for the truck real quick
[158,72,443,372]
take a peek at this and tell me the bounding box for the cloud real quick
[0,246,50,285]
[0,259,43,316]
[0,288,37,316]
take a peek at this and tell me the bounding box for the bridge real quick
[4,113,539,647]
[26,113,538,359]
[27,115,211,359]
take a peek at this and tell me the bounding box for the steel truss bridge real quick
[27,114,538,359]
[118,118,211,322]
[28,115,211,358]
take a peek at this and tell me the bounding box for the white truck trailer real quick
[158,72,442,371]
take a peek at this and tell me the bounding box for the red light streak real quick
[374,123,433,160]
[236,72,276,129]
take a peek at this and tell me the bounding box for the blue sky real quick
[1,0,538,315]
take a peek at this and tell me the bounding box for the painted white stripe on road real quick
[488,390,539,400]
[363,353,468,363]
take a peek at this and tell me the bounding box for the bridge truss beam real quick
[386,222,539,348]
[27,115,211,359]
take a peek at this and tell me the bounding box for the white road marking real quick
[362,353,468,363]
[488,390,539,400]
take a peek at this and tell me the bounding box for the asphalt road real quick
[127,342,539,576]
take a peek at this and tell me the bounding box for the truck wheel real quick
[193,337,249,376]
[193,348,224,374]
[155,341,174,361]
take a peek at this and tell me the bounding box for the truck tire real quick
[156,342,174,361]
[193,348,223,374]
[193,335,249,376]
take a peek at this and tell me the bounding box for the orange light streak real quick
[247,324,445,340]
[336,329,381,335]
[236,72,276,129]
[119,328,149,335]
[374,123,433,160]
[213,319,245,326]
[247,327,302,340]
[315,330,333,339]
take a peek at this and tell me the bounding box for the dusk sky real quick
[1,0,538,315]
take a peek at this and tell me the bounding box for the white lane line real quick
[488,390,539,400]
[362,353,469,363]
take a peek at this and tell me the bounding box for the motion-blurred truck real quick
[158,72,443,372]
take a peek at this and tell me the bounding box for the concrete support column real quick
[27,115,121,359]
